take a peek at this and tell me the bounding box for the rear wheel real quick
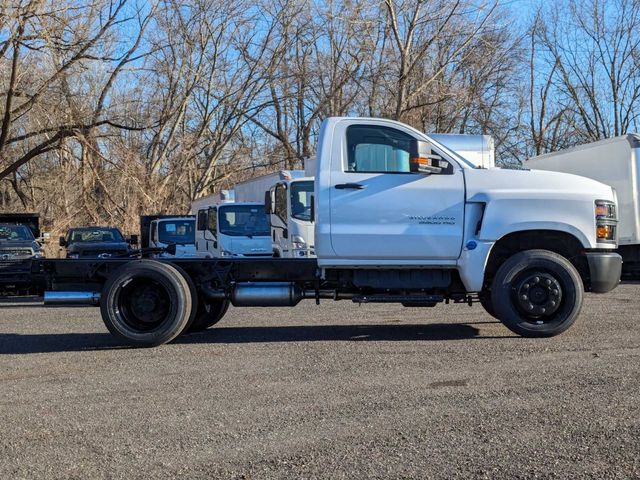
[100,260,193,347]
[491,249,583,337]
[478,292,498,319]
[187,299,230,332]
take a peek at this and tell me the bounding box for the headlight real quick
[595,200,617,243]
[220,250,235,257]
[595,200,616,220]
[291,235,306,249]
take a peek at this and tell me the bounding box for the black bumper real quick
[585,251,622,293]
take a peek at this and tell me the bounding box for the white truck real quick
[41,116,622,346]
[194,202,272,258]
[266,176,315,257]
[140,216,197,258]
[193,172,305,258]
[526,134,640,277]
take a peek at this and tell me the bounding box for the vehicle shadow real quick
[178,323,487,345]
[0,322,507,355]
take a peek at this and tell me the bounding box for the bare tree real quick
[536,0,640,141]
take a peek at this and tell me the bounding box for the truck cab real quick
[195,202,272,258]
[267,177,315,258]
[147,217,197,258]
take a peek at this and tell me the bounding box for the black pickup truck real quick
[59,227,134,258]
[0,214,43,295]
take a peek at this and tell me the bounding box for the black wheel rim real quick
[115,277,171,331]
[512,270,563,321]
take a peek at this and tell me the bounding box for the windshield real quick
[0,225,34,241]
[158,220,195,245]
[291,181,313,221]
[68,228,124,243]
[218,205,270,237]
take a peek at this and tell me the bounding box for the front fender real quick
[478,198,596,248]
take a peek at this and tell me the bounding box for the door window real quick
[346,125,413,173]
[274,184,288,222]
[207,207,217,236]
[197,209,207,231]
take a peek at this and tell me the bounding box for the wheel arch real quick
[483,230,588,289]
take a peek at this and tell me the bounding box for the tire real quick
[491,249,583,337]
[186,299,230,332]
[100,260,193,347]
[478,291,498,320]
[169,263,199,333]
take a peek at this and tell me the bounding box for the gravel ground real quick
[1,285,639,479]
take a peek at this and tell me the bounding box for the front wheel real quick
[491,249,584,337]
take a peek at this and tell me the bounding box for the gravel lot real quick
[1,285,639,479]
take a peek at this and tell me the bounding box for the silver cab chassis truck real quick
[34,117,623,347]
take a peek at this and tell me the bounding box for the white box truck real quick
[429,134,495,169]
[190,189,234,214]
[526,134,639,277]
[234,170,306,202]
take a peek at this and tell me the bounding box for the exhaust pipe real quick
[44,291,101,306]
[231,282,305,307]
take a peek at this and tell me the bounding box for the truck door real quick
[272,183,289,256]
[329,122,465,261]
[195,208,218,257]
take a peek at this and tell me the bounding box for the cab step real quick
[352,294,444,305]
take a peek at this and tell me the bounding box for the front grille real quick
[0,249,33,261]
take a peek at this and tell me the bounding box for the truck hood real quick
[221,236,272,256]
[465,168,615,202]
[0,240,39,251]
[464,168,616,248]
[67,241,130,255]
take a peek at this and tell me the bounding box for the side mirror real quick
[310,194,315,223]
[282,228,288,239]
[129,234,139,245]
[264,190,272,214]
[410,139,449,174]
[59,236,66,247]
[165,243,177,256]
